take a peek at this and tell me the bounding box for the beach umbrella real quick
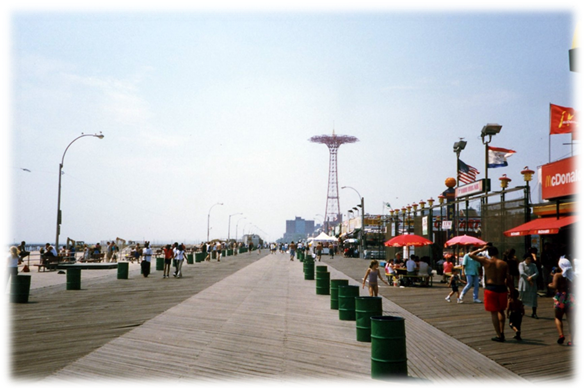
[384,234,433,247]
[444,235,486,247]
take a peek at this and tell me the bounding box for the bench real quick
[33,256,65,272]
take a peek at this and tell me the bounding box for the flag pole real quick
[549,103,552,163]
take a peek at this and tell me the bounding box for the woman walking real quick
[174,244,186,278]
[518,253,539,318]
[141,241,152,277]
[548,256,575,345]
[162,244,174,278]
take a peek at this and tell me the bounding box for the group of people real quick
[462,244,574,345]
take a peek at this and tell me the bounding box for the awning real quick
[504,216,577,237]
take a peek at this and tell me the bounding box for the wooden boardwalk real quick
[13,253,526,382]
[323,256,576,383]
[10,252,262,379]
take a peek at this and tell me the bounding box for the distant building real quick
[282,217,315,242]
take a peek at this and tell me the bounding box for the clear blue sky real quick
[2,2,579,246]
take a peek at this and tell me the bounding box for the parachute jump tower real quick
[309,130,359,233]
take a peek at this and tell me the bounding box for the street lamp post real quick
[207,202,223,242]
[235,217,247,243]
[521,166,535,254]
[481,123,502,199]
[55,133,104,252]
[228,213,243,242]
[341,186,364,259]
[242,222,252,241]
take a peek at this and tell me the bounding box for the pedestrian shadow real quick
[508,339,548,346]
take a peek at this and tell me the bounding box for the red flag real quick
[550,103,578,137]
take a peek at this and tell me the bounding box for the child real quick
[445,269,465,303]
[385,260,397,285]
[507,288,525,341]
[362,260,390,296]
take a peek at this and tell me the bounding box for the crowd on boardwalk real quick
[8,238,576,348]
[375,243,577,346]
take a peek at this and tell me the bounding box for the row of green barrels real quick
[302,260,407,379]
[10,247,250,302]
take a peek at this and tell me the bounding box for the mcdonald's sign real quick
[541,156,578,200]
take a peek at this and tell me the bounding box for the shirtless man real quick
[470,244,513,342]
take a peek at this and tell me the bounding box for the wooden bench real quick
[33,256,63,272]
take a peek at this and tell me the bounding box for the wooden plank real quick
[323,256,574,382]
[41,255,524,382]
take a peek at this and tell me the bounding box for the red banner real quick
[541,156,578,200]
[550,103,578,137]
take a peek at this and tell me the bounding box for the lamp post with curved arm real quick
[55,133,104,252]
[207,202,223,242]
[235,216,247,243]
[341,186,364,259]
[228,212,243,242]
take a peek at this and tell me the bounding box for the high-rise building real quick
[282,217,315,242]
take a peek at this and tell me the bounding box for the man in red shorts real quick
[470,244,512,342]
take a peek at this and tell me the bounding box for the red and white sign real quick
[455,179,487,198]
[541,156,578,200]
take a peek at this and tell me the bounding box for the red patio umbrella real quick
[444,235,486,247]
[384,234,433,247]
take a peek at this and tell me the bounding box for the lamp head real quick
[481,123,502,138]
[453,139,467,153]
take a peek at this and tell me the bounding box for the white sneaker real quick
[457,298,463,304]
[473,299,483,303]
[445,297,451,302]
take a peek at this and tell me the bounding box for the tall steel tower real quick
[309,130,359,233]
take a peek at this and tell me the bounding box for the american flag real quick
[458,159,480,185]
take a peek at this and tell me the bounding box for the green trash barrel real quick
[195,253,203,263]
[371,316,408,378]
[221,250,226,257]
[156,257,164,270]
[187,253,194,264]
[227,249,233,256]
[66,268,81,290]
[316,265,327,273]
[117,262,129,279]
[338,285,360,321]
[303,259,315,280]
[355,297,383,342]
[10,274,31,303]
[316,271,330,295]
[330,279,349,309]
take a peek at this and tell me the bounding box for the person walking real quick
[216,242,222,262]
[470,244,512,342]
[362,260,389,296]
[518,253,539,319]
[289,241,296,261]
[548,256,575,346]
[174,244,185,278]
[7,246,20,285]
[445,269,465,303]
[507,288,525,341]
[315,242,323,262]
[141,241,152,278]
[460,248,483,303]
[162,244,174,278]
